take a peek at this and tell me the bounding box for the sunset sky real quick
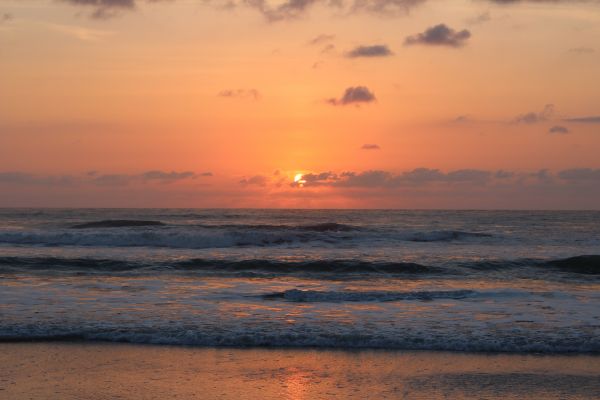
[1,0,599,208]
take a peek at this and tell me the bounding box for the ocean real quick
[1,208,599,353]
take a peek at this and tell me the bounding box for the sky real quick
[1,0,599,208]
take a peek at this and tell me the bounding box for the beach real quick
[1,343,599,399]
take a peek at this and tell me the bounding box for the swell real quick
[0,328,597,353]
[0,255,598,275]
[0,256,437,274]
[263,289,478,302]
[71,220,166,229]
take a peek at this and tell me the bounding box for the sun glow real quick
[294,173,306,187]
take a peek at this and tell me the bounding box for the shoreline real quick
[2,342,599,399]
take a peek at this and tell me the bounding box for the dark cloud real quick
[62,0,135,19]
[290,168,495,188]
[218,89,260,100]
[243,0,318,22]
[564,116,600,123]
[60,0,597,22]
[141,170,197,183]
[495,170,515,179]
[308,34,335,45]
[346,45,393,58]
[240,175,268,186]
[513,104,554,124]
[405,24,471,47]
[61,0,427,21]
[349,0,427,15]
[327,86,376,106]
[361,144,381,150]
[558,168,600,182]
[549,125,569,134]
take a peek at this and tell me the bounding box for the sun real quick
[294,173,306,187]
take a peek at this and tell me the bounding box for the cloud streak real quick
[0,170,210,186]
[218,89,260,100]
[346,45,393,58]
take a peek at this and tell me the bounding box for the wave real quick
[543,255,600,275]
[0,226,494,249]
[263,289,478,302]
[0,256,438,275]
[1,326,597,353]
[405,230,493,242]
[71,220,166,229]
[0,255,598,275]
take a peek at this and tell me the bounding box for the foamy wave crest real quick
[1,325,598,353]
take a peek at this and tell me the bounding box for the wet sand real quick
[1,343,599,399]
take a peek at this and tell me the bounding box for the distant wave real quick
[0,255,598,275]
[263,289,478,302]
[71,220,166,229]
[405,230,493,242]
[0,226,494,249]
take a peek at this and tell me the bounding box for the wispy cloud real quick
[564,115,600,123]
[361,144,381,150]
[218,89,261,100]
[46,23,115,42]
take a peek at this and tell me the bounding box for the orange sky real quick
[1,0,599,208]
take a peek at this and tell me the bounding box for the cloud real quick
[466,11,491,25]
[0,172,76,186]
[453,115,471,123]
[243,0,318,22]
[62,0,136,19]
[569,47,595,54]
[327,86,376,106]
[290,168,495,188]
[558,168,600,182]
[564,116,600,123]
[346,45,393,58]
[240,175,269,186]
[349,0,427,15]
[361,144,381,150]
[405,24,471,47]
[308,34,335,45]
[513,104,554,124]
[549,125,569,134]
[218,89,260,100]
[46,23,115,42]
[140,170,197,183]
[0,170,205,187]
[62,0,428,21]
